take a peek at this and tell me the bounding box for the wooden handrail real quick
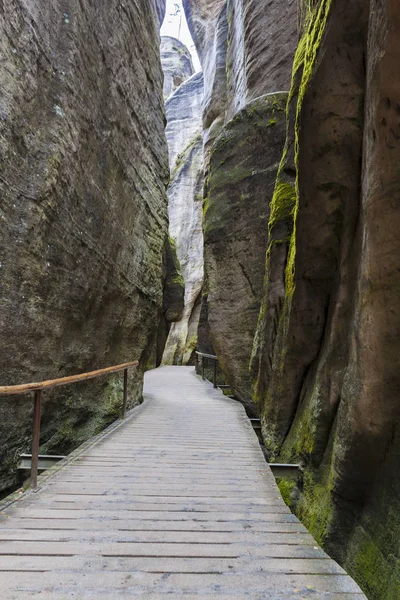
[0,361,139,396]
[0,360,138,491]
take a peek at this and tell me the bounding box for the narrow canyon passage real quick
[0,367,365,598]
[1,1,399,598]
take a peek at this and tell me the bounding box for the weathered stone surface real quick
[182,0,297,399]
[0,0,168,491]
[184,0,297,150]
[162,238,185,323]
[250,1,400,599]
[183,0,226,66]
[335,2,400,596]
[197,289,214,356]
[160,36,194,99]
[165,71,204,168]
[162,70,204,365]
[183,0,228,158]
[154,0,167,27]
[204,93,288,414]
[162,135,204,365]
[225,0,297,119]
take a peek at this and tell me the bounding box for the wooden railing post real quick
[122,368,128,419]
[202,357,205,380]
[31,390,42,491]
[213,360,217,388]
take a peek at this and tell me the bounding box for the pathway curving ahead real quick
[0,366,366,599]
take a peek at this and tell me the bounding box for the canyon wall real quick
[253,3,400,598]
[184,0,298,410]
[161,40,204,365]
[160,36,194,99]
[185,0,400,598]
[0,0,168,492]
[203,93,288,413]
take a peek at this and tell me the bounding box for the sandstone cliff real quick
[0,0,168,492]
[250,3,400,598]
[160,36,194,99]
[160,40,205,365]
[185,0,297,410]
[203,93,288,414]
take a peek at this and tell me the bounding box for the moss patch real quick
[345,526,400,600]
[268,181,296,232]
[278,479,296,507]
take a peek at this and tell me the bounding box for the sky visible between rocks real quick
[161,0,201,72]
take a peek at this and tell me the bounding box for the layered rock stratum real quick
[0,0,168,492]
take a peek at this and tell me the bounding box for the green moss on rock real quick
[278,479,296,508]
[345,527,400,600]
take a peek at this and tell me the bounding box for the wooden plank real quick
[0,540,329,558]
[0,571,365,593]
[0,555,345,574]
[0,529,315,545]
[0,519,308,533]
[11,509,296,521]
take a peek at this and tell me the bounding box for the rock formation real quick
[203,93,288,414]
[0,0,168,492]
[184,0,298,410]
[160,40,205,365]
[160,36,194,98]
[250,3,400,598]
[184,0,400,598]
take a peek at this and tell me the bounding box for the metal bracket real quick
[18,454,65,472]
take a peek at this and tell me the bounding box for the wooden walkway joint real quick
[0,366,366,599]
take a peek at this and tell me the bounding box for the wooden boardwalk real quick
[0,366,366,599]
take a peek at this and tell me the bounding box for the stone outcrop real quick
[184,0,298,151]
[162,238,185,323]
[161,60,205,364]
[160,36,194,99]
[183,0,228,157]
[249,2,400,599]
[156,236,185,366]
[162,132,204,364]
[225,0,297,118]
[184,0,297,407]
[204,93,288,414]
[0,0,168,492]
[164,70,204,167]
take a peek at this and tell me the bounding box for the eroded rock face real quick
[160,36,194,99]
[183,0,228,157]
[250,1,400,598]
[162,238,185,323]
[225,0,297,118]
[165,71,204,167]
[184,0,297,149]
[161,70,205,365]
[204,93,287,414]
[0,0,168,492]
[184,0,297,405]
